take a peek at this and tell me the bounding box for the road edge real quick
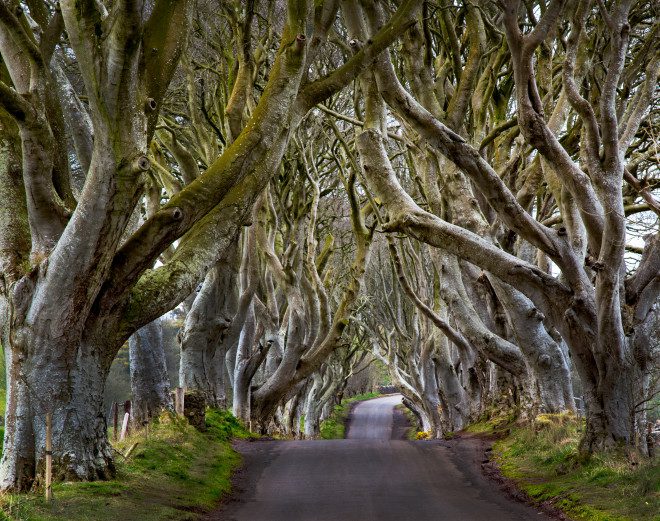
[448,432,574,521]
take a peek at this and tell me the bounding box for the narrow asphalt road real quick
[214,395,551,521]
[346,394,402,439]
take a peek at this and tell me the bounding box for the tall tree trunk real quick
[0,336,114,491]
[303,376,322,438]
[456,342,486,420]
[434,332,469,431]
[0,108,29,280]
[129,318,173,426]
[179,245,240,405]
[489,278,575,413]
[233,303,256,422]
[580,352,648,453]
[418,340,444,438]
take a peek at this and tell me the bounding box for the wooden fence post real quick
[175,387,185,416]
[45,412,53,501]
[648,422,655,458]
[112,402,119,442]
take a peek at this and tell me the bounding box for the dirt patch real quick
[447,432,573,521]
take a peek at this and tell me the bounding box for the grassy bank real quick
[471,413,659,521]
[319,392,380,439]
[395,404,420,440]
[0,409,251,521]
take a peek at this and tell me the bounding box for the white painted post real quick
[45,412,53,501]
[120,412,130,441]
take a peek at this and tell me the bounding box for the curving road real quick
[346,394,402,439]
[214,395,551,521]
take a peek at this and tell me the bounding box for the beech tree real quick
[0,0,657,495]
[129,318,173,426]
[343,0,659,452]
[0,0,420,490]
[211,121,376,428]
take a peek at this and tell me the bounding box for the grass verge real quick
[479,413,659,521]
[319,392,380,439]
[0,409,252,521]
[394,404,420,440]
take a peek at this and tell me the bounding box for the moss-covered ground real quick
[468,413,659,521]
[0,409,252,521]
[319,392,381,439]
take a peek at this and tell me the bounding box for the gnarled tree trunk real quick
[179,245,240,406]
[0,332,114,490]
[129,318,173,426]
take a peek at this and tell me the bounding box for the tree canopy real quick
[0,0,658,491]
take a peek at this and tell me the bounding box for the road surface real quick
[346,394,403,439]
[214,395,551,521]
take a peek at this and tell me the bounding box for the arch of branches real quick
[0,0,658,491]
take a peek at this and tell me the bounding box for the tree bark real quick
[303,376,322,438]
[0,335,114,490]
[179,243,240,406]
[488,278,575,414]
[233,302,256,422]
[433,331,469,432]
[129,318,173,426]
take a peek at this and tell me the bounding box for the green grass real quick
[0,409,252,521]
[319,392,380,439]
[464,408,517,435]
[489,413,660,521]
